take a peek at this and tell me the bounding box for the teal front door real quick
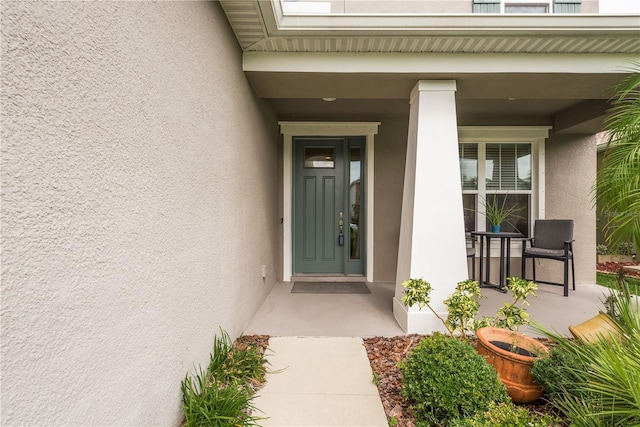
[293,137,365,275]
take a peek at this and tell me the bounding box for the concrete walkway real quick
[253,337,388,427]
[245,281,610,338]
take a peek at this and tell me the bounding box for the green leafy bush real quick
[401,277,537,341]
[449,402,559,427]
[400,333,509,426]
[531,344,588,397]
[181,329,267,427]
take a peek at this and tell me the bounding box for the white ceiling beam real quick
[243,51,639,74]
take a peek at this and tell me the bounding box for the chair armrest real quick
[522,237,534,249]
[561,240,575,255]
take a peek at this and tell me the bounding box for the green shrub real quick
[531,344,589,397]
[596,244,608,255]
[449,402,560,427]
[400,333,509,426]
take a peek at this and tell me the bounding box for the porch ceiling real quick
[218,0,640,133]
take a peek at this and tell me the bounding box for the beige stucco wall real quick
[1,2,279,425]
[373,117,409,283]
[333,0,471,13]
[540,133,598,284]
[583,0,599,13]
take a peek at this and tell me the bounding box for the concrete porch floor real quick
[243,280,612,338]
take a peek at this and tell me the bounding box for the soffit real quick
[218,1,639,133]
[219,1,640,54]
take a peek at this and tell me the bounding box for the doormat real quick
[291,282,370,294]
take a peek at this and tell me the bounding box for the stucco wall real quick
[541,133,597,284]
[373,117,409,283]
[333,0,471,13]
[1,2,279,425]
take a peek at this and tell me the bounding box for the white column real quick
[393,80,468,334]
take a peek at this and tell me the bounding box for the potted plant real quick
[401,277,548,403]
[479,195,522,233]
[401,276,548,403]
[475,327,549,403]
[473,277,549,403]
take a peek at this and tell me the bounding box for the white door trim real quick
[280,121,380,282]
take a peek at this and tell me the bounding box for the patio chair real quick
[521,219,575,297]
[467,233,476,280]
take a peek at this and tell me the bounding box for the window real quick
[304,147,334,168]
[505,3,549,13]
[473,0,581,13]
[460,142,533,236]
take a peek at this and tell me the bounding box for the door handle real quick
[338,212,344,245]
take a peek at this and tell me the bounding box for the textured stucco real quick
[1,2,279,425]
[541,133,598,284]
[373,117,408,283]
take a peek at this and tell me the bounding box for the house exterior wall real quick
[541,133,598,284]
[1,2,279,425]
[373,117,409,283]
[319,0,597,13]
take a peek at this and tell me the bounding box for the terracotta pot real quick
[569,312,622,344]
[476,327,549,403]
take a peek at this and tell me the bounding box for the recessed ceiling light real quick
[322,97,337,102]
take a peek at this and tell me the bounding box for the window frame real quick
[474,0,581,14]
[458,126,550,254]
[502,0,552,13]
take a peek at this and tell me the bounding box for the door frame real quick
[280,122,380,282]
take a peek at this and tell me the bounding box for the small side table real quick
[471,231,522,292]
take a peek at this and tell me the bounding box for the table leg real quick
[485,236,491,285]
[478,235,484,286]
[498,237,505,289]
[505,237,512,281]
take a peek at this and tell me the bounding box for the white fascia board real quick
[244,52,639,74]
[275,15,640,34]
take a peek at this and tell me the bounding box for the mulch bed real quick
[363,335,558,427]
[363,335,421,426]
[236,334,270,356]
[597,261,640,278]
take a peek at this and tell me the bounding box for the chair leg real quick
[471,256,476,281]
[521,255,526,280]
[532,258,536,281]
[563,259,569,297]
[571,256,576,290]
